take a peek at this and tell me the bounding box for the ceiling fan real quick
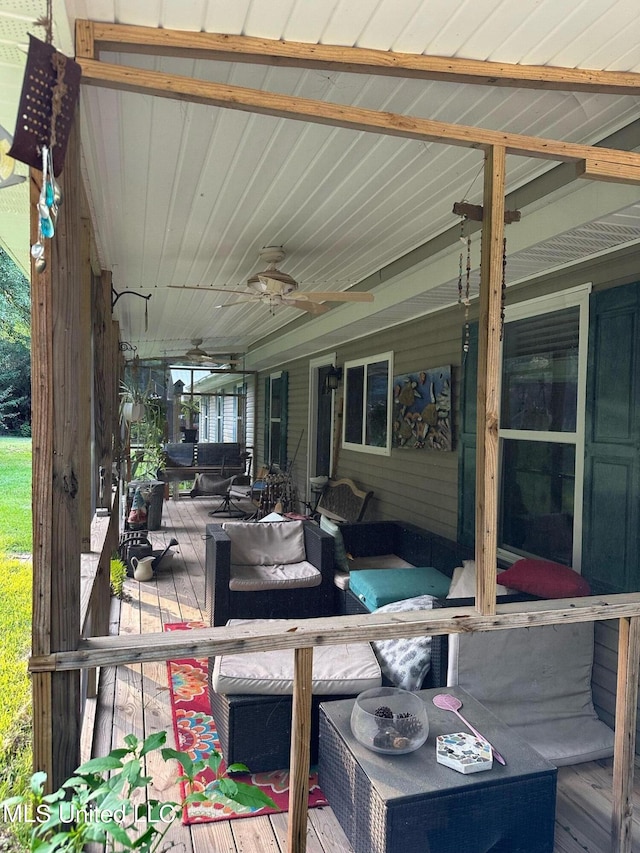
[167,246,374,315]
[166,340,242,366]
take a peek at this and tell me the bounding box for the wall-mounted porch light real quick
[324,365,343,394]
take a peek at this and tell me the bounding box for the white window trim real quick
[342,351,394,456]
[266,370,284,468]
[307,353,337,501]
[497,283,591,569]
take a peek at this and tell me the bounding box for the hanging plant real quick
[119,380,147,424]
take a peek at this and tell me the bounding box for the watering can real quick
[131,554,154,582]
[152,537,179,571]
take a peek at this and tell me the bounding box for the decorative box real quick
[436,732,493,774]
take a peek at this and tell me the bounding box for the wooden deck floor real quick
[84,495,640,853]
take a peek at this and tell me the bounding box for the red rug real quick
[165,621,328,824]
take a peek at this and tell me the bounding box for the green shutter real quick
[264,377,270,467]
[280,370,289,470]
[457,323,478,548]
[583,282,640,593]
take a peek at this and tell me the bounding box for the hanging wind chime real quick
[453,200,520,355]
[31,145,62,272]
[457,213,472,357]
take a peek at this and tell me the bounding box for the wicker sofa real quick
[335,520,474,615]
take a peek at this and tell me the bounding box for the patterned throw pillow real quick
[371,595,435,691]
[319,514,350,572]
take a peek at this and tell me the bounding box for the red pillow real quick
[498,559,591,599]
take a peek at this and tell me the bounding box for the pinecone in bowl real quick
[374,706,394,728]
[395,711,424,738]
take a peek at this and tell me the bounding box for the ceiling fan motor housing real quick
[247,245,298,295]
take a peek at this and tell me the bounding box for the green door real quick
[583,282,640,593]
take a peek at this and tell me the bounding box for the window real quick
[264,371,288,469]
[459,286,590,569]
[215,395,224,442]
[234,382,245,445]
[342,352,393,455]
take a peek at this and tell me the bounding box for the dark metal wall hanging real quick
[9,35,81,176]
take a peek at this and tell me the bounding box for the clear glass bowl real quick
[350,686,429,754]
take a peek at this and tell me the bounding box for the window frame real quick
[497,284,591,569]
[264,370,288,470]
[342,351,394,456]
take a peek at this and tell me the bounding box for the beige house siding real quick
[256,304,464,537]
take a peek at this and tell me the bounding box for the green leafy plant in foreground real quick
[0,731,277,852]
[109,557,127,598]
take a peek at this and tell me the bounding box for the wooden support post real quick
[287,647,313,853]
[612,616,640,851]
[79,217,92,550]
[475,145,506,616]
[93,270,113,509]
[30,116,82,789]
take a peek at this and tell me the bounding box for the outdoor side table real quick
[318,686,557,853]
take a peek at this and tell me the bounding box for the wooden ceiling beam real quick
[77,56,640,180]
[76,20,640,96]
[577,157,640,186]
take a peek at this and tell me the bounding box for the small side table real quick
[319,686,557,853]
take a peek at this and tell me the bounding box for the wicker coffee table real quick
[318,686,557,853]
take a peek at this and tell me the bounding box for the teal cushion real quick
[349,567,451,611]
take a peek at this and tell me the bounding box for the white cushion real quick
[222,520,306,566]
[447,559,513,599]
[371,595,435,691]
[229,560,321,591]
[212,620,381,695]
[447,622,614,766]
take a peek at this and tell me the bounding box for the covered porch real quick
[84,496,640,853]
[2,2,640,851]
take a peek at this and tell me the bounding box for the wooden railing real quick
[30,594,640,853]
[79,500,119,715]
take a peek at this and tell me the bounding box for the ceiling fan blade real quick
[167,285,250,295]
[214,298,258,308]
[287,299,331,315]
[294,291,374,303]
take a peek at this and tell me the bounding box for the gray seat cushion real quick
[229,560,321,591]
[447,622,614,766]
[222,520,306,565]
[212,619,381,695]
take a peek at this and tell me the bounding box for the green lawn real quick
[0,438,32,849]
[0,437,32,553]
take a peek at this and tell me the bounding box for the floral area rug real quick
[165,621,327,824]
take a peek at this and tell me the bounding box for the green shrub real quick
[110,556,128,598]
[1,731,277,852]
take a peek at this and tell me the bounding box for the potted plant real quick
[179,397,200,443]
[0,730,276,852]
[119,379,146,424]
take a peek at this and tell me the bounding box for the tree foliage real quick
[0,247,30,434]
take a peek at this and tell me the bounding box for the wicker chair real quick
[204,520,334,626]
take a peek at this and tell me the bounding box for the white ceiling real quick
[1,0,640,371]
